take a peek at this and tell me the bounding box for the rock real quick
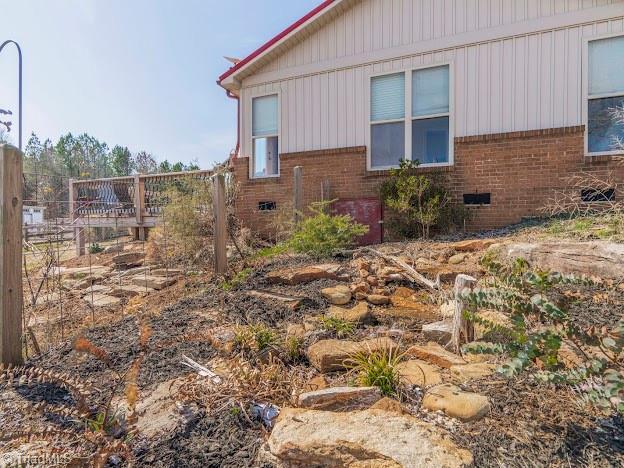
[439,300,457,318]
[54,265,110,279]
[352,258,371,272]
[328,302,372,323]
[423,384,490,422]
[422,321,453,344]
[266,264,346,285]
[247,290,304,310]
[103,244,124,254]
[448,253,468,265]
[369,397,409,415]
[80,285,112,296]
[453,239,497,252]
[298,386,382,411]
[83,294,121,307]
[499,241,624,280]
[151,268,183,277]
[377,291,440,320]
[131,275,176,290]
[367,294,390,306]
[366,276,379,287]
[407,342,466,368]
[350,282,370,294]
[268,408,473,467]
[112,251,145,267]
[307,338,398,372]
[109,284,154,298]
[75,275,104,289]
[286,324,307,339]
[303,375,329,392]
[396,360,442,387]
[450,363,497,382]
[474,309,512,339]
[321,285,352,305]
[355,292,368,301]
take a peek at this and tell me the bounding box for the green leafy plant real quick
[461,255,624,415]
[347,347,402,397]
[284,336,304,362]
[89,243,104,254]
[220,268,253,291]
[318,316,355,338]
[379,160,467,239]
[287,201,368,257]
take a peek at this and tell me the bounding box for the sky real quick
[0,0,321,168]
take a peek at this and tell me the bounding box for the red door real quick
[332,198,383,246]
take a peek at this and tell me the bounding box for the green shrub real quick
[347,347,402,397]
[379,160,467,239]
[287,201,368,257]
[89,243,104,254]
[462,255,624,415]
[235,324,279,353]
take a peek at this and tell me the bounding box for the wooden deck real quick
[69,169,214,253]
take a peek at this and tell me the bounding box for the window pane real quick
[252,95,278,137]
[412,117,449,164]
[371,73,405,121]
[253,136,279,177]
[412,66,449,117]
[371,122,405,168]
[588,96,624,153]
[589,36,624,96]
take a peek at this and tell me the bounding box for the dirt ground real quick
[2,218,624,467]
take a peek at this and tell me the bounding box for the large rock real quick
[109,284,154,298]
[450,363,497,382]
[396,360,442,387]
[378,287,440,320]
[423,384,490,422]
[266,264,346,285]
[422,321,453,344]
[83,294,121,307]
[131,275,176,290]
[298,386,382,411]
[321,285,352,305]
[247,290,304,311]
[327,302,372,324]
[406,342,466,368]
[112,251,145,267]
[267,408,473,467]
[499,241,624,279]
[453,239,498,252]
[307,338,398,373]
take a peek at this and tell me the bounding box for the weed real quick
[220,268,253,291]
[347,347,402,397]
[319,316,355,338]
[235,324,279,353]
[284,336,304,362]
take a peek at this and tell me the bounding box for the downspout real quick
[226,89,240,158]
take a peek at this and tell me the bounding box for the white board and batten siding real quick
[238,0,624,157]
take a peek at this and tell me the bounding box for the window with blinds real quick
[587,35,624,155]
[369,65,451,169]
[252,94,279,177]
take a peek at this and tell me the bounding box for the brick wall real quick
[230,126,623,235]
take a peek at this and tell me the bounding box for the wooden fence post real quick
[69,179,85,256]
[0,145,23,365]
[450,274,478,354]
[293,166,303,224]
[212,173,228,275]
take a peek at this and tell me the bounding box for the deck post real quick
[293,166,303,224]
[134,175,146,241]
[69,178,85,256]
[0,145,23,365]
[212,173,228,275]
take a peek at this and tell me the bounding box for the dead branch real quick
[358,247,440,291]
[449,274,478,353]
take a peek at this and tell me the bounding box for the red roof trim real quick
[218,0,337,84]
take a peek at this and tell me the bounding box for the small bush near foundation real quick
[347,347,402,397]
[89,243,104,254]
[287,201,368,257]
[379,160,467,239]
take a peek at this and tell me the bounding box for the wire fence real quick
[20,170,220,358]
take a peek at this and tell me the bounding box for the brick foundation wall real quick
[230,126,623,235]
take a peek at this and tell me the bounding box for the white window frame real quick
[250,91,281,179]
[583,32,624,157]
[366,61,454,171]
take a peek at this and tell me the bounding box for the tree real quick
[134,151,157,174]
[0,127,10,144]
[110,145,134,176]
